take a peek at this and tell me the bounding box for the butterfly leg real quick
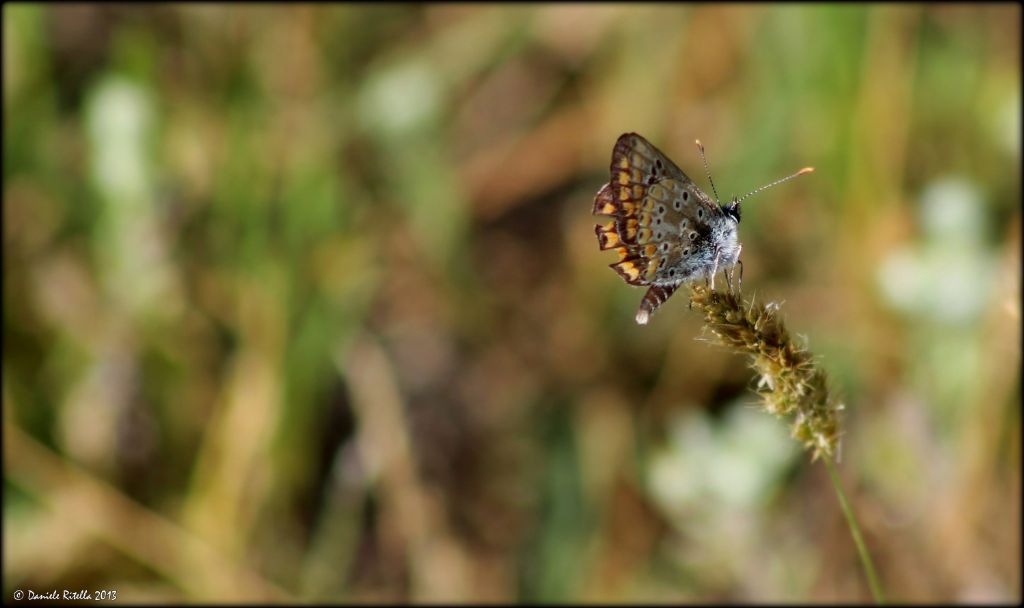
[735,244,743,293]
[723,247,736,292]
[709,251,721,291]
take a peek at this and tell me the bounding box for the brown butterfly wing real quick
[640,176,723,285]
[593,133,721,321]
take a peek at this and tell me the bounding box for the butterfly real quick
[593,132,812,325]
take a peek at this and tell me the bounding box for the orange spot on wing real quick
[595,222,623,250]
[624,220,638,240]
[593,184,615,216]
[613,261,641,281]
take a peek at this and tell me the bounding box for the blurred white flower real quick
[359,59,442,136]
[877,178,995,325]
[648,405,798,515]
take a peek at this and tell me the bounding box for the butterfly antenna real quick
[735,166,814,205]
[695,140,721,205]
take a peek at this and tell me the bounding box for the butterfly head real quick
[723,198,741,223]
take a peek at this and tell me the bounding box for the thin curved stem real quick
[823,458,886,604]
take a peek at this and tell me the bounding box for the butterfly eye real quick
[654,231,663,240]
[668,268,677,277]
[660,242,670,252]
[657,205,665,214]
[673,200,682,210]
[688,231,697,241]
[655,218,662,225]
[696,207,703,219]
[682,247,690,256]
[682,191,689,201]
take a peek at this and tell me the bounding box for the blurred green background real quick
[3,3,1020,603]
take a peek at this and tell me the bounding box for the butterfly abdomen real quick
[635,283,680,325]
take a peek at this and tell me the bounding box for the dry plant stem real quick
[3,420,290,601]
[688,284,884,603]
